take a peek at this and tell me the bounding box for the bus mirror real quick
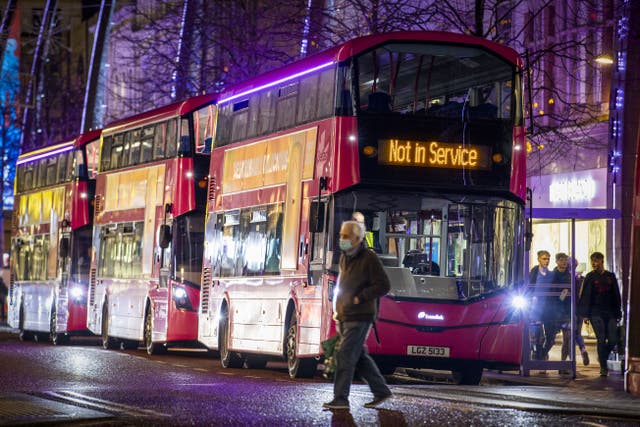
[159,224,172,249]
[310,202,325,233]
[59,237,70,258]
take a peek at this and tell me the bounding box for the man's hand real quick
[353,296,360,305]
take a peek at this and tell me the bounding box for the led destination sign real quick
[378,139,491,170]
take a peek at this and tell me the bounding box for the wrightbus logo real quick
[418,312,444,321]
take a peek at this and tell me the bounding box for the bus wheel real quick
[120,339,139,350]
[18,304,33,341]
[101,303,117,350]
[375,362,396,376]
[219,308,243,368]
[244,354,268,369]
[50,306,68,345]
[286,310,317,378]
[452,365,483,385]
[144,306,166,355]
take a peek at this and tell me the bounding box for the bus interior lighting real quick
[218,61,335,105]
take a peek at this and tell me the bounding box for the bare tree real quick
[103,0,310,123]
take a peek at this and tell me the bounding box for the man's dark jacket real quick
[577,270,621,319]
[334,243,390,322]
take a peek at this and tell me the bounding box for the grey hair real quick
[342,220,365,240]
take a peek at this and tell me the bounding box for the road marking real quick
[44,390,170,418]
[172,364,188,368]
[193,368,209,372]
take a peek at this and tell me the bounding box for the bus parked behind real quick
[87,94,216,353]
[9,130,101,344]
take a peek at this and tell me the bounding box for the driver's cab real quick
[339,192,521,302]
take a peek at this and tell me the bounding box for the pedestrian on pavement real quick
[559,258,590,366]
[529,250,553,361]
[0,276,7,322]
[323,220,392,410]
[551,252,572,373]
[577,252,622,377]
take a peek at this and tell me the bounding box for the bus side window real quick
[166,119,178,157]
[153,122,166,160]
[264,204,283,275]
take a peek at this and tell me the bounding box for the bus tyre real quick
[144,306,166,355]
[375,362,396,376]
[286,310,317,378]
[219,308,243,368]
[18,304,33,341]
[101,303,117,350]
[50,306,69,346]
[452,365,483,385]
[244,355,268,369]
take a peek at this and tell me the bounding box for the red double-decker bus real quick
[9,130,101,344]
[198,31,526,383]
[86,94,216,353]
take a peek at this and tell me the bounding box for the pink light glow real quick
[218,61,335,105]
[17,143,74,165]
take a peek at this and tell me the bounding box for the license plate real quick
[407,345,450,358]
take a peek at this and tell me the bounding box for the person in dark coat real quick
[528,250,553,361]
[323,220,391,410]
[577,252,622,376]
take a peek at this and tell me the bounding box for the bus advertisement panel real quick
[9,130,101,344]
[198,31,526,383]
[87,94,216,353]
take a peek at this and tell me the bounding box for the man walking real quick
[577,252,622,377]
[323,220,392,410]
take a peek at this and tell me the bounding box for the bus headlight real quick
[172,285,193,310]
[511,295,527,310]
[70,286,84,301]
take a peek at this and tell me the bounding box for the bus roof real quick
[103,93,218,135]
[17,129,102,165]
[217,31,523,105]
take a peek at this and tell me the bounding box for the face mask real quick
[339,239,353,251]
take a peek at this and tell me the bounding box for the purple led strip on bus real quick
[218,61,335,105]
[17,143,74,165]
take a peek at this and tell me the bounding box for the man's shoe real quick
[323,399,349,410]
[364,394,391,408]
[581,350,590,366]
[600,367,608,377]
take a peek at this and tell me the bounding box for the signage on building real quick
[528,168,607,209]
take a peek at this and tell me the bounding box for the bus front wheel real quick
[50,306,68,345]
[144,305,166,355]
[452,364,483,385]
[286,310,317,378]
[18,304,33,341]
[219,308,243,368]
[101,303,117,350]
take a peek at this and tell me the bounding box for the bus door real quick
[56,231,72,332]
[308,196,332,337]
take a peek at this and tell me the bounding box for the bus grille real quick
[94,195,103,218]
[89,268,97,306]
[11,209,19,231]
[207,176,216,203]
[201,267,211,313]
[9,270,15,305]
